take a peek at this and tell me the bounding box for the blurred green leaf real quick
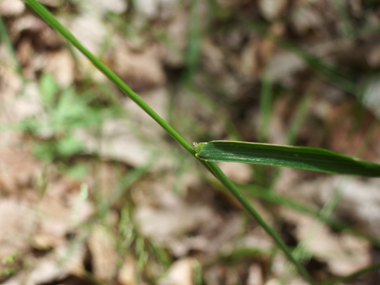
[57,135,83,156]
[0,267,17,277]
[55,89,88,125]
[39,73,58,107]
[2,250,19,264]
[64,163,88,180]
[33,141,55,162]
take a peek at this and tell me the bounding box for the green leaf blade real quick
[195,141,380,177]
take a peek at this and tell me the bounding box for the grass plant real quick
[21,0,380,284]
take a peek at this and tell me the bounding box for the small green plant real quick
[22,1,380,284]
[0,250,19,277]
[19,73,95,161]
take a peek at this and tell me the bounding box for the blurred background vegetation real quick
[1,0,380,284]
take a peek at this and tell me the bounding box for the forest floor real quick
[2,0,380,284]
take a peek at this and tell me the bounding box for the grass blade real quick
[195,141,380,176]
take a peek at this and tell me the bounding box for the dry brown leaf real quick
[246,264,263,285]
[266,277,308,285]
[0,148,42,196]
[38,0,62,6]
[282,208,371,276]
[75,88,176,169]
[134,202,215,253]
[159,258,194,285]
[118,255,137,285]
[0,0,25,16]
[77,0,128,15]
[363,78,380,119]
[0,200,36,263]
[163,9,188,67]
[216,0,249,8]
[217,162,252,183]
[111,41,166,91]
[87,225,118,281]
[132,177,243,256]
[135,0,177,19]
[3,243,86,285]
[204,264,241,285]
[235,226,274,251]
[267,50,305,87]
[366,43,380,68]
[11,15,46,41]
[291,4,323,34]
[45,50,75,87]
[201,39,225,76]
[240,39,260,80]
[0,48,23,100]
[294,177,380,237]
[259,0,288,21]
[70,16,106,55]
[12,82,43,122]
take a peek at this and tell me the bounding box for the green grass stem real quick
[205,162,316,285]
